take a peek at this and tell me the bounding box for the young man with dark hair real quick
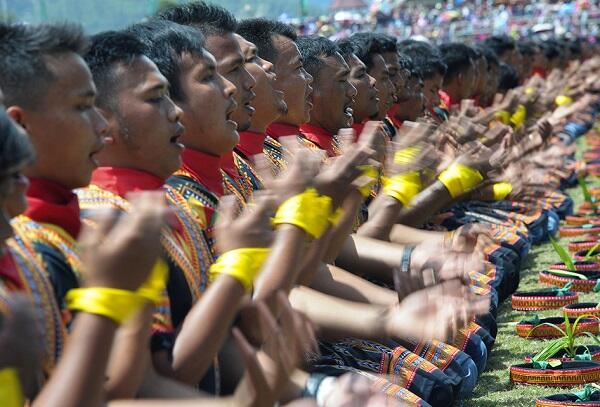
[334,38,380,135]
[438,43,478,108]
[0,22,178,406]
[296,36,357,156]
[79,28,258,391]
[343,33,395,126]
[479,47,501,107]
[399,42,447,120]
[158,1,262,204]
[0,21,107,314]
[483,35,522,75]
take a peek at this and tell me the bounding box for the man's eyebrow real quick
[337,67,351,78]
[78,89,97,98]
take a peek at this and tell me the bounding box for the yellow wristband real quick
[394,146,421,165]
[328,207,344,226]
[357,165,379,198]
[66,287,147,324]
[137,259,169,304]
[492,182,513,200]
[382,172,422,206]
[209,248,271,291]
[0,368,23,407]
[510,104,527,129]
[495,110,511,125]
[272,188,332,238]
[555,95,573,107]
[438,163,484,198]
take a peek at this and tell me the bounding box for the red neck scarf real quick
[0,249,24,291]
[181,148,224,197]
[351,122,365,142]
[387,104,404,129]
[532,67,547,79]
[220,151,239,181]
[91,167,164,197]
[237,131,266,159]
[266,122,300,140]
[299,123,335,157]
[25,178,81,238]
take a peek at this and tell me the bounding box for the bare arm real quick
[167,275,246,385]
[33,313,119,407]
[309,264,397,306]
[253,224,310,302]
[395,181,454,227]
[105,304,154,399]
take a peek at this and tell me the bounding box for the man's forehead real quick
[349,54,366,71]
[205,33,243,59]
[116,55,168,90]
[322,54,349,74]
[44,52,96,94]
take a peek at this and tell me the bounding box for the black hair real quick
[0,109,34,178]
[0,22,88,109]
[236,18,297,63]
[372,34,398,54]
[85,30,148,109]
[400,42,446,79]
[483,35,516,58]
[517,41,537,57]
[335,39,358,60]
[296,36,341,81]
[157,1,237,36]
[539,40,561,61]
[439,43,474,81]
[127,20,205,102]
[398,52,412,70]
[498,62,519,92]
[480,46,500,69]
[344,33,384,71]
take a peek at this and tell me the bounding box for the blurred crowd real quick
[290,0,600,43]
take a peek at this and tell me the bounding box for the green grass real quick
[466,141,600,406]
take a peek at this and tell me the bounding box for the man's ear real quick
[6,106,27,130]
[97,107,118,145]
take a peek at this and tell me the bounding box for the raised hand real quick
[383,280,490,342]
[79,191,167,290]
[234,293,317,407]
[214,193,277,254]
[252,137,322,205]
[313,136,377,207]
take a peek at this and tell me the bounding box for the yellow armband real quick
[272,188,332,238]
[209,248,271,291]
[495,110,511,125]
[492,182,513,200]
[136,259,169,304]
[66,287,147,324]
[510,104,527,129]
[438,163,484,198]
[382,171,422,206]
[555,95,573,107]
[357,165,379,198]
[394,146,421,165]
[0,368,23,407]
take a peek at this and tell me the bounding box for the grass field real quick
[466,141,600,406]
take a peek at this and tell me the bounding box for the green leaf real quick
[546,268,588,280]
[527,322,567,339]
[584,243,600,261]
[579,176,594,205]
[549,235,575,271]
[532,338,569,361]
